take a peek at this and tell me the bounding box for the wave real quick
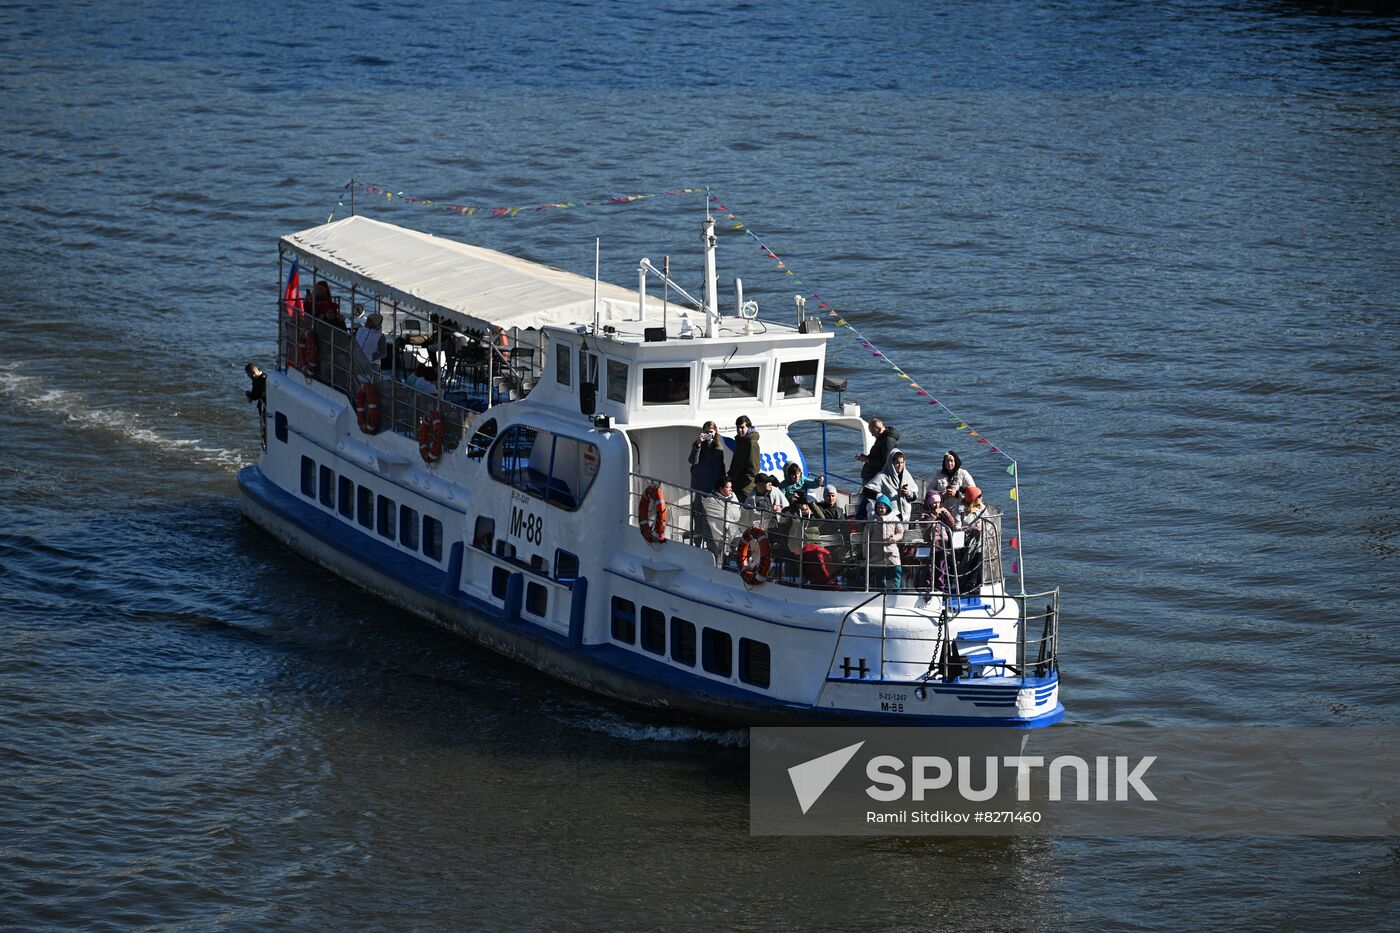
[580,714,749,747]
[0,366,250,471]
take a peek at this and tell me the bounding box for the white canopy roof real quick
[280,215,659,332]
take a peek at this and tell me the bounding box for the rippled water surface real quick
[2,1,1399,928]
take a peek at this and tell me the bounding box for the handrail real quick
[629,472,1005,597]
[824,589,1060,685]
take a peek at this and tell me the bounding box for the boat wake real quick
[0,366,250,471]
[581,714,749,747]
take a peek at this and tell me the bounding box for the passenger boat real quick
[237,208,1062,726]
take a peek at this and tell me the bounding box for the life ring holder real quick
[297,329,319,378]
[738,526,772,586]
[418,411,444,464]
[638,483,667,544]
[354,382,379,435]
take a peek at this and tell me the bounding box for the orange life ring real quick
[297,329,319,377]
[418,411,444,464]
[354,382,379,434]
[638,483,667,543]
[737,526,772,585]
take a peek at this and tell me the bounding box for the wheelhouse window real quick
[707,366,760,400]
[642,367,691,406]
[606,359,628,403]
[777,360,819,399]
[555,343,571,387]
[488,424,600,511]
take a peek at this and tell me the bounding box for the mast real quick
[702,215,718,338]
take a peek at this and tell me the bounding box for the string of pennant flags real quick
[707,194,1021,491]
[339,179,1024,566]
[343,180,707,220]
[708,193,1024,576]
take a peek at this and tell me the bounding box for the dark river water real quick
[2,1,1398,929]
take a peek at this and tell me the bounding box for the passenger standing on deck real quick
[956,485,987,593]
[696,478,742,563]
[857,417,900,484]
[865,494,905,590]
[874,449,918,522]
[688,421,727,494]
[934,450,975,507]
[727,415,761,499]
[244,363,266,408]
[354,312,387,373]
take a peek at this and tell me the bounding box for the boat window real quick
[777,360,819,399]
[707,366,760,400]
[641,606,666,655]
[555,343,571,387]
[319,465,334,508]
[376,495,396,540]
[642,367,691,406]
[300,457,315,497]
[739,638,771,688]
[468,418,498,460]
[400,505,419,549]
[491,566,510,600]
[487,424,599,511]
[526,582,547,617]
[606,359,628,403]
[275,412,288,443]
[554,549,580,585]
[338,476,354,518]
[357,486,374,529]
[670,617,696,667]
[423,515,443,560]
[611,597,636,644]
[474,515,495,551]
[702,628,733,677]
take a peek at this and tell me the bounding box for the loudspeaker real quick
[643,327,667,343]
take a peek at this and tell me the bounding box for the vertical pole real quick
[350,178,355,216]
[593,237,600,336]
[1012,460,1025,597]
[821,423,829,484]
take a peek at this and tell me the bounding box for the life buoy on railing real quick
[638,483,667,544]
[297,330,319,377]
[738,526,772,586]
[418,411,444,464]
[354,382,379,435]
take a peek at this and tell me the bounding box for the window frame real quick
[702,627,733,677]
[776,359,820,401]
[422,515,443,560]
[555,342,572,387]
[641,366,692,406]
[706,365,762,401]
[606,358,628,404]
[399,504,419,550]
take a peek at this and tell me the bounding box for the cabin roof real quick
[281,215,661,333]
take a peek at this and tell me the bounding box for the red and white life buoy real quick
[638,483,667,544]
[354,382,379,434]
[418,411,443,464]
[737,526,772,585]
[297,329,319,377]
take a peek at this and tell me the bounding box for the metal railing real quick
[825,588,1059,684]
[279,307,479,452]
[629,473,1005,597]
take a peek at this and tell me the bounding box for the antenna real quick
[593,237,600,335]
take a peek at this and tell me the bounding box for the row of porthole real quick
[298,454,444,561]
[610,596,771,689]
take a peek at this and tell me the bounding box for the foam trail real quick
[582,714,749,747]
[0,367,251,471]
